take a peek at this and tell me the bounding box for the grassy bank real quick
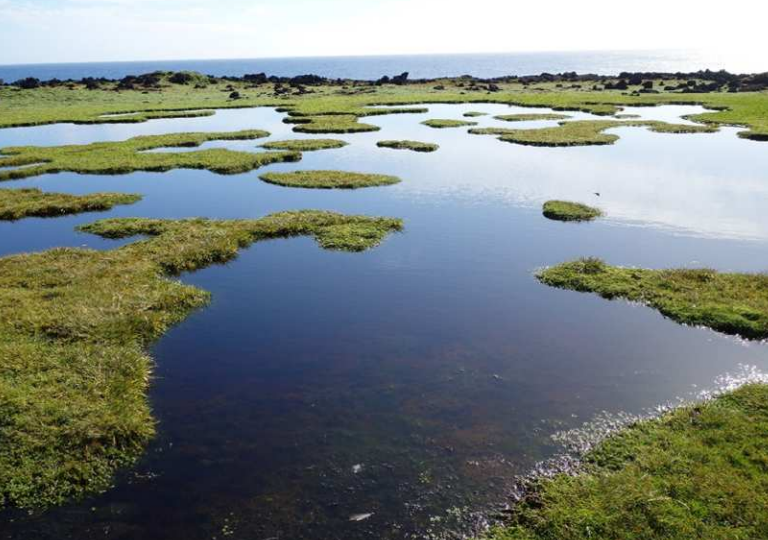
[377,140,439,152]
[0,211,402,508]
[0,130,301,181]
[542,201,602,222]
[487,383,768,540]
[259,170,401,189]
[0,188,140,220]
[2,75,767,141]
[538,258,768,339]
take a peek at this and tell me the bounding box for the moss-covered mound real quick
[260,139,348,151]
[376,140,439,152]
[463,111,488,117]
[422,119,478,129]
[0,211,402,508]
[542,200,602,222]
[0,188,141,220]
[487,383,768,540]
[0,130,299,181]
[260,170,401,189]
[494,113,571,122]
[538,258,768,339]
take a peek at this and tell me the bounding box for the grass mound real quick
[0,211,402,508]
[538,258,768,339]
[494,113,571,122]
[0,130,299,181]
[259,170,401,189]
[422,119,478,129]
[290,115,380,134]
[0,188,141,220]
[463,111,488,117]
[487,384,768,540]
[542,200,602,222]
[376,140,439,152]
[260,139,348,151]
[470,120,717,147]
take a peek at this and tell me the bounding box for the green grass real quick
[0,130,301,181]
[0,188,141,220]
[260,138,348,151]
[422,119,478,129]
[290,114,380,134]
[486,383,768,540]
[0,210,402,508]
[259,170,401,189]
[376,140,439,152]
[494,113,572,122]
[463,111,488,117]
[542,200,602,222]
[1,78,767,141]
[471,120,717,147]
[538,258,768,339]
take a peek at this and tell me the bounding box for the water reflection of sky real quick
[2,104,768,540]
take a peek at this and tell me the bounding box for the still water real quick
[1,104,768,539]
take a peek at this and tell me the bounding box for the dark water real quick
[0,49,763,83]
[1,104,768,539]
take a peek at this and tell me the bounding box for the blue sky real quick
[0,0,765,65]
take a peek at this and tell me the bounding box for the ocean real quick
[0,49,761,83]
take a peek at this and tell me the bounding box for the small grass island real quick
[377,140,439,152]
[259,170,401,189]
[542,200,602,222]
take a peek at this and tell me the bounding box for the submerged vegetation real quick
[422,119,478,129]
[260,138,348,151]
[494,113,571,122]
[471,120,717,147]
[538,258,768,339]
[0,211,402,508]
[0,130,300,181]
[259,170,401,189]
[0,188,140,220]
[488,383,768,540]
[376,139,439,152]
[542,200,602,222]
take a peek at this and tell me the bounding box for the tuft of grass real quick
[422,119,478,129]
[290,114,380,134]
[0,188,141,220]
[470,120,717,147]
[260,138,348,152]
[463,111,488,117]
[538,258,768,339]
[494,113,571,122]
[259,170,401,189]
[0,130,301,181]
[542,200,602,222]
[0,210,402,509]
[486,383,768,540]
[376,140,439,152]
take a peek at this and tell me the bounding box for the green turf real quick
[0,188,141,220]
[422,119,478,129]
[494,113,572,122]
[376,140,439,152]
[542,200,602,222]
[260,138,348,151]
[259,170,401,189]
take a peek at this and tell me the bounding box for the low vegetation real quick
[470,120,717,147]
[463,111,488,117]
[259,170,401,189]
[538,258,768,339]
[289,114,380,134]
[376,140,439,152]
[260,138,348,151]
[0,210,403,508]
[0,188,141,220]
[494,113,571,122]
[487,383,768,540]
[0,130,300,181]
[422,119,478,129]
[542,200,602,222]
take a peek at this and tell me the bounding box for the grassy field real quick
[0,130,300,181]
[0,211,402,508]
[0,188,140,220]
[538,258,768,339]
[259,170,401,189]
[260,138,348,151]
[471,120,717,146]
[1,75,767,141]
[542,200,602,222]
[376,139,439,152]
[487,384,768,540]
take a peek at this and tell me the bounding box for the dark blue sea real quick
[0,49,758,82]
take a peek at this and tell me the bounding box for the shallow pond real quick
[1,104,768,539]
